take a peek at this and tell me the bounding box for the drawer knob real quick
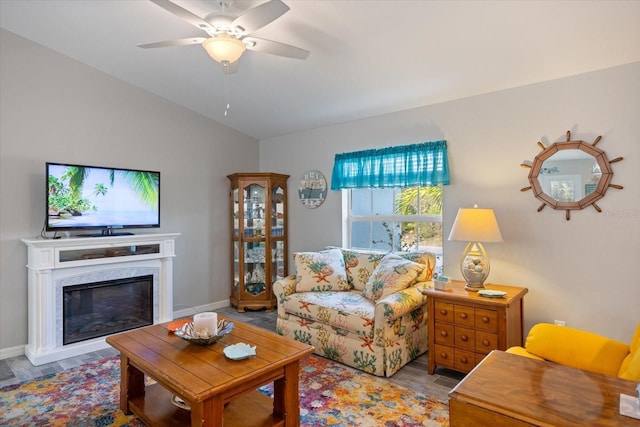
[483,339,490,346]
[482,316,490,323]
[460,357,468,364]
[440,352,448,359]
[440,331,448,337]
[461,335,468,342]
[439,309,447,315]
[460,313,468,319]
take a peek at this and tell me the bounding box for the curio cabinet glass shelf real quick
[228,173,289,311]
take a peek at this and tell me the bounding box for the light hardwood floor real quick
[0,306,464,402]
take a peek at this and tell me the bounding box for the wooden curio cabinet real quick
[228,173,289,312]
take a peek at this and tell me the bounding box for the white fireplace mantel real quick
[22,233,180,365]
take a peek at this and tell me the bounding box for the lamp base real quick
[459,242,490,292]
[464,282,485,292]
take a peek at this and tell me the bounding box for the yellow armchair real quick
[506,322,640,381]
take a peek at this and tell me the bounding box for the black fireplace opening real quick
[63,275,153,345]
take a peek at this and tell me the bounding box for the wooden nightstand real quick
[424,280,528,374]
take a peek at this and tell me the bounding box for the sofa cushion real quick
[338,248,385,291]
[294,249,349,292]
[362,253,424,302]
[281,291,375,337]
[396,251,436,282]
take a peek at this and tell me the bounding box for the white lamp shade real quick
[202,35,246,63]
[448,207,503,243]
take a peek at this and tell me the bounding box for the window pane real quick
[351,189,371,215]
[397,186,443,216]
[372,221,400,251]
[372,189,398,215]
[399,221,418,251]
[549,180,576,202]
[351,221,372,249]
[415,222,443,249]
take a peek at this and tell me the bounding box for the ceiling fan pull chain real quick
[223,61,231,116]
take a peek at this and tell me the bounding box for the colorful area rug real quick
[0,355,449,426]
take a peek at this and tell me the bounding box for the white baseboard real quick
[1,300,232,361]
[0,345,26,360]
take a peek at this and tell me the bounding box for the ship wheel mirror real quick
[520,130,623,220]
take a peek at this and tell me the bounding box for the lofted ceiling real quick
[1,0,639,140]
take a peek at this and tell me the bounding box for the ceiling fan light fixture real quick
[202,34,246,63]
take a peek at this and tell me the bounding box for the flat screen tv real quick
[46,162,160,235]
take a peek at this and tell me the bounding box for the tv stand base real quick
[82,228,135,237]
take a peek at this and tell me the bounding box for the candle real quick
[193,312,218,337]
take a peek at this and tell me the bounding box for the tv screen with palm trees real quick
[46,162,160,234]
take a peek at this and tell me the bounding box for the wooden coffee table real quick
[449,350,639,426]
[106,316,314,427]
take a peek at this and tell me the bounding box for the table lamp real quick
[448,205,503,291]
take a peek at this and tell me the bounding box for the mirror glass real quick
[537,149,601,202]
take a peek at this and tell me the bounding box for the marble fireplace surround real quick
[22,233,179,366]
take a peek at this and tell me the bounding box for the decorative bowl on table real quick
[174,319,234,345]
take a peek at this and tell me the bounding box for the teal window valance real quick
[330,140,450,190]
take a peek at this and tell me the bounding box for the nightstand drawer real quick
[454,348,476,372]
[434,344,455,368]
[454,305,475,326]
[476,331,498,354]
[434,302,454,323]
[455,326,476,350]
[475,308,498,332]
[434,323,455,345]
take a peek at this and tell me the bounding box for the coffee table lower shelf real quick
[129,383,283,427]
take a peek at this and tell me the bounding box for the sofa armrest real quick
[273,275,297,297]
[374,285,427,322]
[273,275,297,317]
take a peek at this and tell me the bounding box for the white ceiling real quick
[1,0,639,140]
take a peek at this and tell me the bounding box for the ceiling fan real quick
[139,0,309,74]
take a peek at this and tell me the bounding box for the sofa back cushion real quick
[294,248,350,292]
[618,323,640,381]
[525,323,629,378]
[361,253,424,302]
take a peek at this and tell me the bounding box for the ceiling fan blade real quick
[244,37,309,59]
[150,0,211,32]
[138,37,206,49]
[222,60,239,75]
[232,0,289,34]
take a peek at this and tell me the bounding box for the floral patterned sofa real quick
[273,247,435,377]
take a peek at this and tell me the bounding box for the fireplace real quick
[63,275,153,345]
[22,233,179,366]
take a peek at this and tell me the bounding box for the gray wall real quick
[261,61,640,343]
[0,29,258,353]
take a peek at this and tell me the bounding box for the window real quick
[343,186,444,274]
[332,140,449,275]
[540,174,582,202]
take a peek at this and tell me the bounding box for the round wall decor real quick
[298,170,327,209]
